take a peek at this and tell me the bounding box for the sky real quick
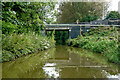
[107,0,120,11]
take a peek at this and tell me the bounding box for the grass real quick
[66,26,120,64]
[2,33,55,62]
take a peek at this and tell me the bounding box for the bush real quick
[2,21,18,35]
[104,47,119,63]
[67,27,120,64]
[2,33,55,62]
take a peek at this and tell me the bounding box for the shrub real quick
[67,27,120,63]
[104,47,119,63]
[2,33,55,62]
[2,21,18,35]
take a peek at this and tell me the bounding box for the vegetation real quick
[2,2,55,33]
[2,2,56,62]
[56,2,108,23]
[46,31,69,45]
[82,14,98,22]
[106,11,120,19]
[2,33,55,62]
[55,2,109,45]
[67,27,120,63]
[2,2,120,65]
[54,31,69,45]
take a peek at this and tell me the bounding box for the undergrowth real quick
[2,33,55,62]
[67,27,120,63]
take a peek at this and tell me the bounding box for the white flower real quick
[47,44,50,46]
[45,46,48,49]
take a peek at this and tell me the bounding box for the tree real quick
[106,11,120,19]
[2,2,56,34]
[56,2,109,23]
[82,14,98,22]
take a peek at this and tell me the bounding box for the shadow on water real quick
[2,45,120,78]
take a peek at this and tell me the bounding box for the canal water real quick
[2,45,120,78]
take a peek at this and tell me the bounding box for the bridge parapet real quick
[44,24,120,39]
[46,24,120,27]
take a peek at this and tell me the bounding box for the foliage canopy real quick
[2,2,56,34]
[106,11,120,19]
[56,2,109,23]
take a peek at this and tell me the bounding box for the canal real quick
[2,45,120,78]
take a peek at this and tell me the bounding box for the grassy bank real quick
[2,33,55,62]
[67,27,120,64]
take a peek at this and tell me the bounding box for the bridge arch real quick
[45,26,72,39]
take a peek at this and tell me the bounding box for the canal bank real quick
[2,45,120,78]
[2,33,55,62]
[66,26,120,64]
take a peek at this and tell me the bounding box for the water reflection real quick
[42,45,120,78]
[103,70,120,78]
[2,45,120,79]
[43,63,60,78]
[2,48,56,78]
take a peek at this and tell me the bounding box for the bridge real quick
[43,24,120,39]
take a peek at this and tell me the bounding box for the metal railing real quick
[46,24,120,28]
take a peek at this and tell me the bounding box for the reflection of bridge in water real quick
[44,24,120,39]
[42,45,120,78]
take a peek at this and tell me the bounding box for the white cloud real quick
[108,0,120,11]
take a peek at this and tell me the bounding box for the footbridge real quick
[43,24,120,39]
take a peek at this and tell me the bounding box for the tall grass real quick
[2,33,55,62]
[67,27,120,64]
